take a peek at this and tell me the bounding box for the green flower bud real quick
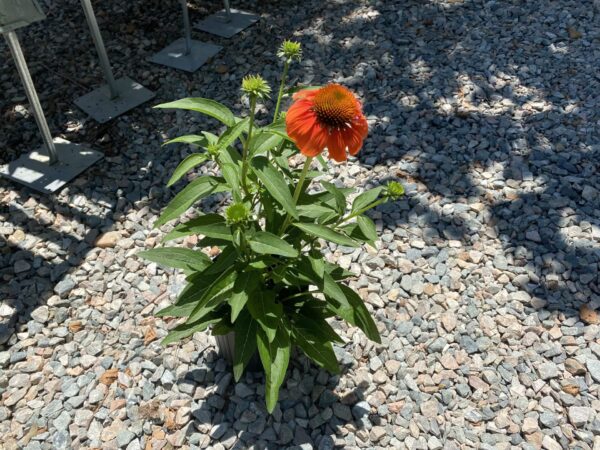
[225,202,250,225]
[207,143,220,156]
[241,75,271,100]
[277,40,302,63]
[385,181,405,199]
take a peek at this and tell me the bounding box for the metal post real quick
[180,0,191,55]
[4,31,58,164]
[80,0,119,100]
[223,0,232,22]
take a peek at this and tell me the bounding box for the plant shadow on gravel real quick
[181,349,369,449]
[300,0,600,315]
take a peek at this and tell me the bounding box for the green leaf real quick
[257,327,290,413]
[155,272,213,317]
[292,223,359,247]
[233,311,259,381]
[293,325,339,373]
[320,181,346,214]
[204,245,238,276]
[218,145,242,166]
[324,262,355,281]
[251,156,298,219]
[229,272,260,322]
[162,313,219,345]
[352,186,384,213]
[163,214,232,242]
[155,98,235,127]
[357,215,378,243]
[155,176,223,228]
[212,319,233,336]
[188,269,237,322]
[218,117,250,149]
[248,232,299,258]
[163,134,209,147]
[327,284,381,344]
[294,310,344,344]
[251,130,284,155]
[297,204,338,220]
[167,153,209,187]
[221,163,242,203]
[247,290,282,343]
[137,247,210,272]
[259,121,293,142]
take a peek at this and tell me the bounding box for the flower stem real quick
[273,61,290,123]
[241,96,257,196]
[335,198,386,226]
[279,156,312,235]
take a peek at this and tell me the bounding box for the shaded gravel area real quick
[1,0,600,449]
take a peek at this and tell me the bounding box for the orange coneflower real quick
[285,84,368,162]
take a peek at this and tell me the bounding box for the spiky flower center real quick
[278,40,302,62]
[241,75,271,99]
[225,203,250,225]
[312,84,358,129]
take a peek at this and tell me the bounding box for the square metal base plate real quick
[148,38,222,72]
[0,138,103,194]
[194,9,259,38]
[74,76,155,123]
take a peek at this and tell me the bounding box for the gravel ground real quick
[1,0,600,449]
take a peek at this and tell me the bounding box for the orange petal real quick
[341,126,364,156]
[353,114,369,139]
[292,89,318,101]
[326,130,348,162]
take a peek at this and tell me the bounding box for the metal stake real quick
[223,0,232,22]
[80,0,118,100]
[1,31,103,194]
[194,1,259,39]
[5,31,58,164]
[149,0,221,73]
[74,0,155,123]
[181,0,192,54]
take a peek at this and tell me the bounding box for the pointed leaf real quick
[247,291,282,343]
[188,269,237,322]
[218,117,249,149]
[163,134,209,147]
[137,247,210,272]
[292,223,359,247]
[162,313,219,345]
[163,214,232,242]
[357,215,378,243]
[297,204,338,220]
[229,272,260,322]
[233,311,259,381]
[293,326,339,373]
[294,311,344,344]
[251,130,284,155]
[155,176,223,228]
[327,284,381,344]
[352,186,384,213]
[248,232,299,258]
[221,163,242,203]
[320,181,346,214]
[251,156,298,219]
[155,98,236,127]
[167,153,209,187]
[256,327,290,413]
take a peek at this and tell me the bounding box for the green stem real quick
[241,96,257,196]
[279,156,313,235]
[335,198,387,226]
[273,61,290,124]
